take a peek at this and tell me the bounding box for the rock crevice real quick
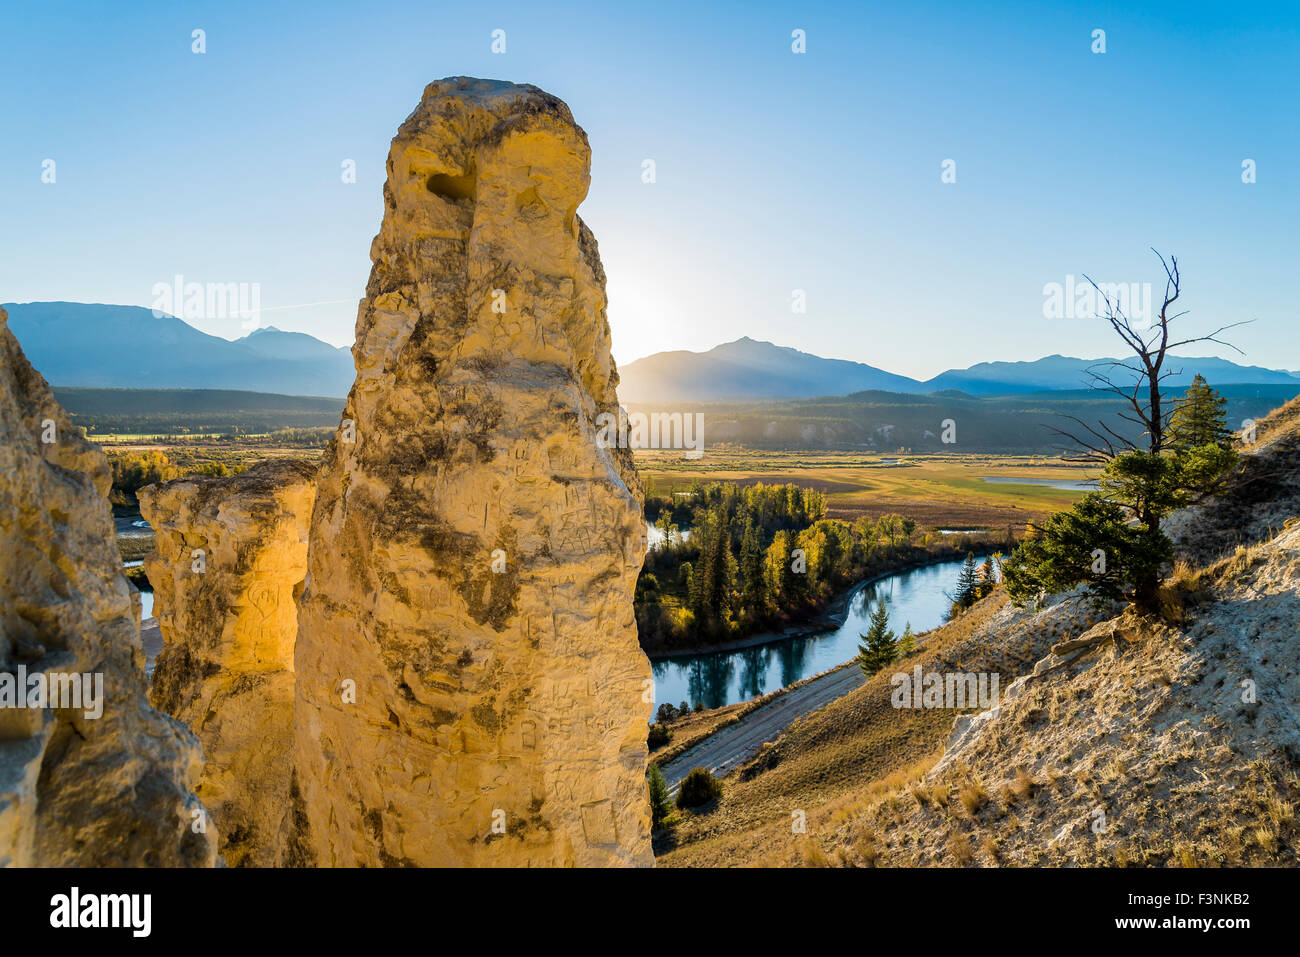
[0,305,216,868]
[140,458,316,867]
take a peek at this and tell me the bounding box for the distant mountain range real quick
[617,337,1300,401]
[3,302,354,398]
[8,305,1298,405]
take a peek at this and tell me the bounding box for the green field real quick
[54,387,343,437]
[635,448,1096,529]
[625,383,1300,453]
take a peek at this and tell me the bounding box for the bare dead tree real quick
[1048,249,1251,465]
[1025,251,1255,609]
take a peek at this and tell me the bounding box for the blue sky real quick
[2,0,1296,377]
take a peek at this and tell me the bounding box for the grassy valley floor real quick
[635,449,1096,529]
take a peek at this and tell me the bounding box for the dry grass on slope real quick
[654,589,1122,867]
[798,526,1300,868]
[1165,393,1300,566]
[1250,392,1300,449]
[667,399,1300,868]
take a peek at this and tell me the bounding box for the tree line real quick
[637,480,1008,652]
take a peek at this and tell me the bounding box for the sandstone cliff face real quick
[139,459,315,866]
[290,77,652,866]
[0,306,216,867]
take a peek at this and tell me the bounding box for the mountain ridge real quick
[3,301,353,398]
[8,304,1296,403]
[619,337,1300,402]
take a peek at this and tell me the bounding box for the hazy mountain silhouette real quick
[236,325,350,363]
[617,337,923,401]
[619,338,1300,402]
[3,302,353,398]
[923,354,1300,395]
[9,307,1295,404]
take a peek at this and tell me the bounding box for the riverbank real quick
[643,546,1002,661]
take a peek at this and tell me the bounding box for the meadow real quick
[634,447,1095,531]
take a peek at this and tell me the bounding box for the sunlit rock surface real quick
[140,459,315,866]
[0,305,216,867]
[287,77,653,866]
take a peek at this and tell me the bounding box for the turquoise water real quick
[650,557,969,711]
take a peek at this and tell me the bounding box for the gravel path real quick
[660,664,865,794]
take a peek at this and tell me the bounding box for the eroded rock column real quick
[0,306,216,867]
[290,77,652,866]
[140,459,315,866]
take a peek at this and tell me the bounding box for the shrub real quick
[647,723,672,749]
[958,780,989,815]
[676,766,723,809]
[947,832,974,866]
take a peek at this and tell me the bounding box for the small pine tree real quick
[647,764,673,829]
[1169,374,1232,453]
[952,551,980,611]
[857,600,897,677]
[898,622,916,657]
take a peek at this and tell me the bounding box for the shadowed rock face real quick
[0,306,216,868]
[289,77,652,866]
[139,459,316,866]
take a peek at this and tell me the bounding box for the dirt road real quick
[659,663,866,794]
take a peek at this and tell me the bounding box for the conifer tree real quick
[1168,374,1232,453]
[691,512,739,633]
[739,518,766,612]
[647,764,673,830]
[952,551,980,612]
[898,622,916,657]
[857,601,897,677]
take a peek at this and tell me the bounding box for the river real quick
[982,475,1098,491]
[650,556,970,711]
[125,518,968,700]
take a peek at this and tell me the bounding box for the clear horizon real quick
[3,0,1296,379]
